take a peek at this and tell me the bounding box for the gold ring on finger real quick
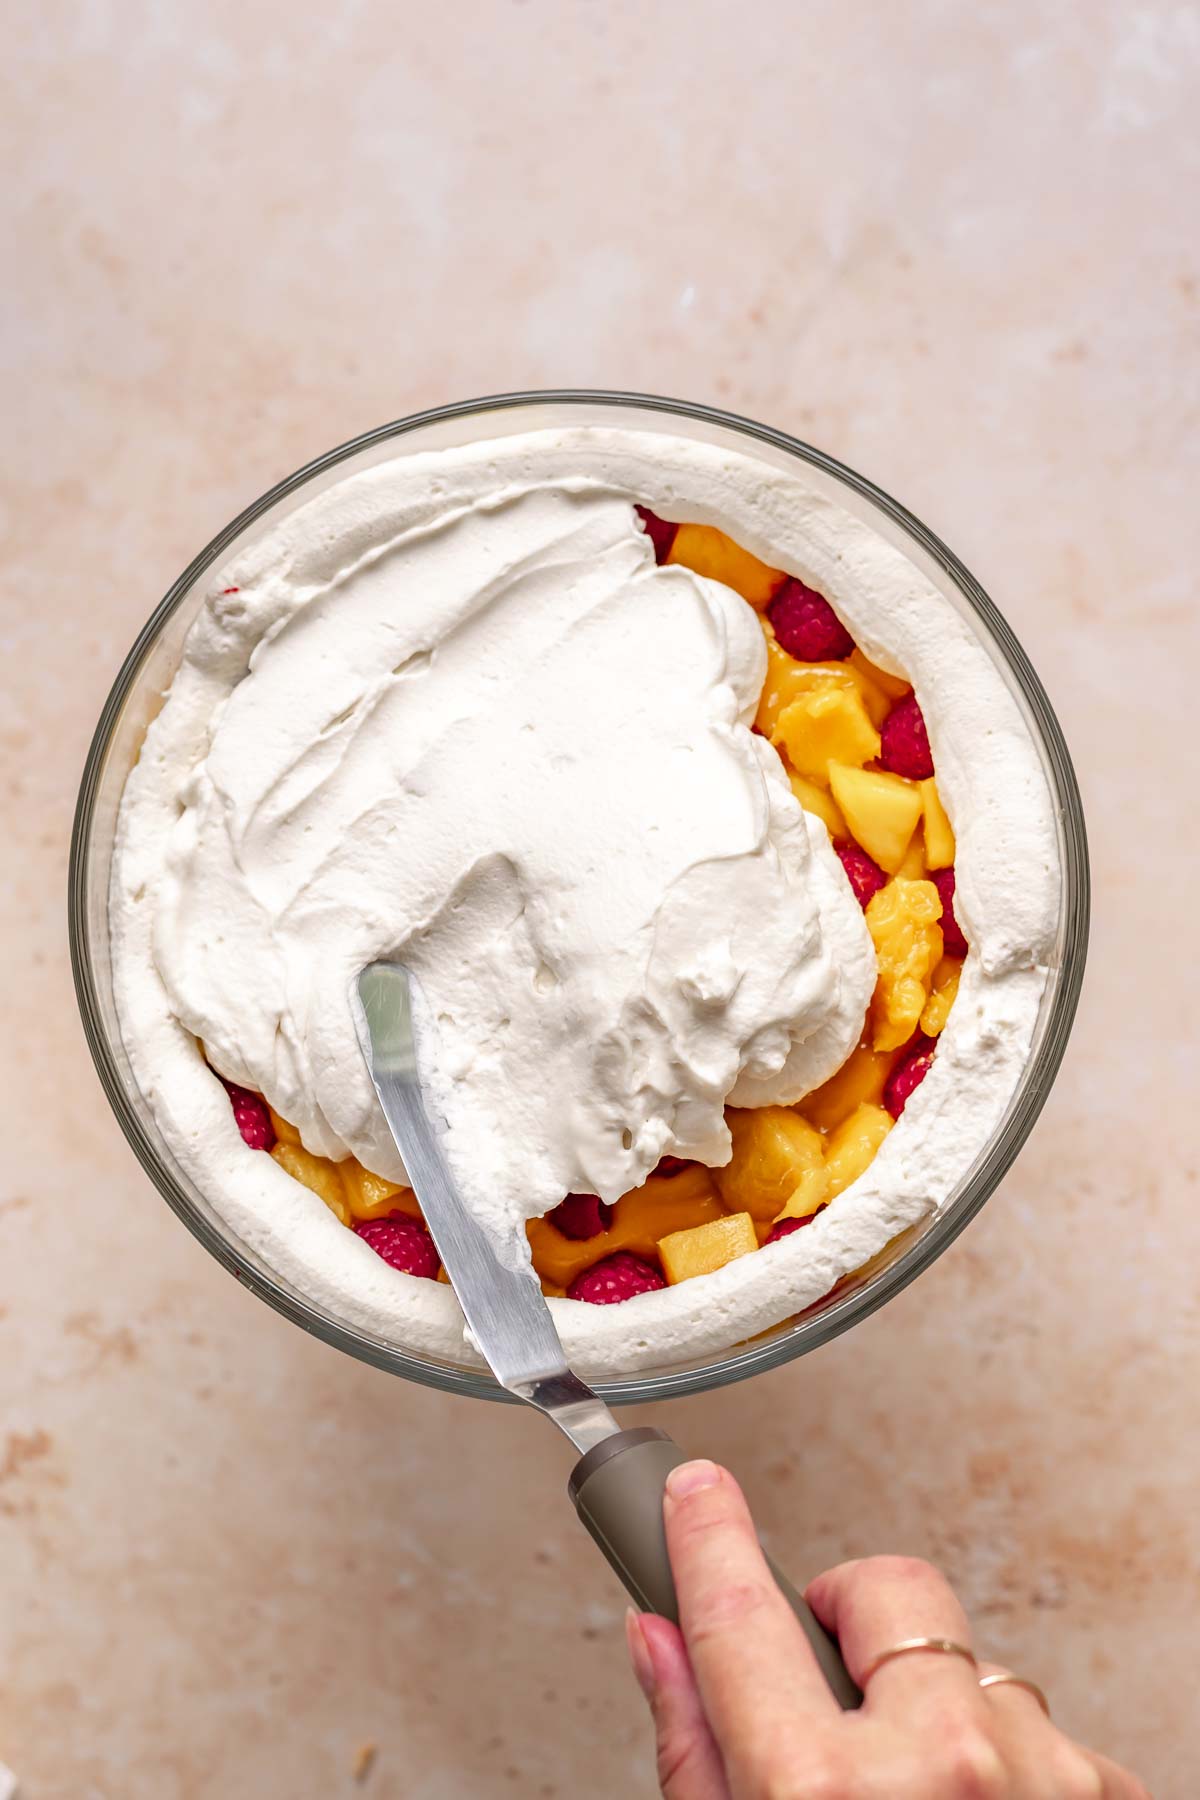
[979,1672,1051,1717]
[860,1638,978,1684]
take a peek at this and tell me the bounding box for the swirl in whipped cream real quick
[153,484,873,1235]
[111,426,1060,1376]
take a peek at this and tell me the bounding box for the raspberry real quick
[654,1156,690,1178]
[931,866,968,958]
[567,1252,666,1305]
[354,1212,440,1279]
[879,694,933,779]
[834,841,886,910]
[767,579,855,661]
[548,1193,614,1239]
[226,1083,274,1151]
[766,1213,818,1244]
[883,1037,936,1119]
[635,505,676,564]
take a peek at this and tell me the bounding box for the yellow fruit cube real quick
[800,1040,897,1133]
[825,1103,893,1197]
[715,1107,826,1221]
[828,764,923,873]
[850,647,912,702]
[667,523,787,610]
[774,688,881,786]
[525,1166,726,1289]
[895,824,927,880]
[843,660,892,730]
[340,1159,414,1222]
[865,878,945,1051]
[268,1107,301,1148]
[920,777,956,869]
[659,1212,759,1284]
[756,642,889,736]
[787,770,847,840]
[773,1164,831,1223]
[756,636,813,736]
[271,1141,352,1226]
[920,955,962,1036]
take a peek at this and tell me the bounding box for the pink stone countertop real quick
[3,2,1197,1794]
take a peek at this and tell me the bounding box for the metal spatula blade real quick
[354,959,860,1709]
[354,960,618,1454]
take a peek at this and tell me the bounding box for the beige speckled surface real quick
[3,2,1197,1794]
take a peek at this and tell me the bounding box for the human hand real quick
[624,1460,1149,1799]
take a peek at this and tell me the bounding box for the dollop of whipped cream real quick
[111,425,1061,1377]
[154,486,873,1236]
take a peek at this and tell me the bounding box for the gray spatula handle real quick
[569,1426,861,1710]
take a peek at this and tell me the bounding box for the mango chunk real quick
[895,824,927,880]
[526,1166,726,1288]
[271,1141,353,1226]
[268,1107,302,1148]
[825,1103,893,1198]
[850,647,912,701]
[920,956,962,1036]
[920,777,956,869]
[801,1040,898,1134]
[865,878,945,1051]
[775,687,881,786]
[659,1212,759,1284]
[787,770,847,840]
[774,1164,831,1224]
[828,764,923,873]
[756,642,889,737]
[340,1161,420,1223]
[714,1107,826,1221]
[667,523,787,610]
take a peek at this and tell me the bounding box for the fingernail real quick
[665,1459,721,1502]
[625,1607,655,1701]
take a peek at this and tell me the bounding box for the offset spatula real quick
[355,961,859,1708]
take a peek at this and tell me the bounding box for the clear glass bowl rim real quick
[68,388,1090,1408]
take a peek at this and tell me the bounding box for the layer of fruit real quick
[220,505,967,1307]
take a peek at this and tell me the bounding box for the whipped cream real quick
[111,425,1061,1377]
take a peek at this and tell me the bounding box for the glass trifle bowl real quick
[69,391,1089,1406]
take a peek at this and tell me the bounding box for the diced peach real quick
[659,1212,759,1284]
[774,687,881,786]
[865,878,945,1052]
[773,1164,831,1223]
[846,661,892,730]
[714,1108,826,1221]
[756,635,817,735]
[611,1168,728,1258]
[756,643,889,737]
[850,647,912,701]
[801,1039,898,1133]
[268,1107,301,1148]
[920,956,962,1036]
[787,770,847,840]
[667,523,787,610]
[525,1166,726,1288]
[340,1160,420,1223]
[895,824,927,880]
[271,1140,353,1226]
[920,777,956,869]
[825,1103,893,1198]
[828,764,923,873]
